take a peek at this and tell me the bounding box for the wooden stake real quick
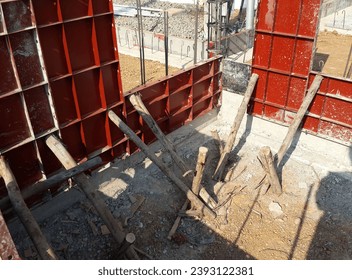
[45,135,139,260]
[211,130,223,154]
[116,232,136,258]
[0,156,102,210]
[276,75,323,165]
[258,146,282,195]
[191,147,208,197]
[0,156,57,260]
[168,147,216,240]
[108,110,216,219]
[213,73,259,181]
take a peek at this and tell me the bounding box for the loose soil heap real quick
[114,0,204,40]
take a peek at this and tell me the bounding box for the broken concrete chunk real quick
[269,201,283,218]
[100,225,110,235]
[87,219,99,236]
[128,194,137,204]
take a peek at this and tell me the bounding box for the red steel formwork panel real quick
[0,0,222,211]
[0,0,123,203]
[304,73,352,142]
[251,0,322,121]
[123,58,222,153]
[250,0,351,143]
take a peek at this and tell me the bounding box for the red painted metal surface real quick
[0,209,20,260]
[303,73,352,142]
[0,0,222,219]
[124,57,222,152]
[250,0,352,143]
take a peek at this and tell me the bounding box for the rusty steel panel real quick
[0,0,123,208]
[124,57,222,154]
[303,73,352,143]
[0,209,20,260]
[251,0,351,144]
[251,0,322,122]
[0,0,222,216]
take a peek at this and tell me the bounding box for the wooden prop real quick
[191,147,208,198]
[45,135,139,260]
[276,75,323,165]
[130,94,215,204]
[211,130,224,154]
[256,75,323,194]
[0,156,102,210]
[116,233,136,258]
[213,73,259,181]
[0,156,57,260]
[129,93,191,174]
[168,147,211,239]
[108,110,216,219]
[258,147,282,195]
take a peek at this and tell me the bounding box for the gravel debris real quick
[114,0,205,39]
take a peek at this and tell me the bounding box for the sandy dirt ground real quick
[314,31,352,77]
[119,53,180,92]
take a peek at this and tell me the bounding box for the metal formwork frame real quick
[0,0,222,209]
[250,0,351,144]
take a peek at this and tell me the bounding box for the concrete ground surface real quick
[8,90,352,260]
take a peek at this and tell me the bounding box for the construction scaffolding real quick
[207,0,229,56]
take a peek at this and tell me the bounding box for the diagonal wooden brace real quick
[45,135,139,260]
[213,73,259,181]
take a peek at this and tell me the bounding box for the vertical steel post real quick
[164,10,169,76]
[136,0,146,85]
[194,0,200,65]
[246,0,255,30]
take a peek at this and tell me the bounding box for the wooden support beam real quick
[211,130,224,154]
[276,75,323,165]
[167,200,189,240]
[0,156,57,260]
[130,93,215,204]
[116,233,136,259]
[256,75,323,194]
[191,147,208,197]
[213,73,259,181]
[258,146,282,195]
[0,156,102,210]
[108,110,216,219]
[45,135,139,260]
[167,147,213,238]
